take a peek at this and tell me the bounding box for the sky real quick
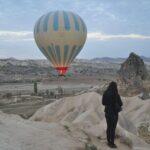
[0,0,150,59]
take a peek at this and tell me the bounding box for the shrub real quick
[85,143,97,150]
[3,93,12,99]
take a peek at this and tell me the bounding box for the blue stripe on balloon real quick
[43,12,51,32]
[63,11,70,31]
[68,45,77,64]
[51,44,58,65]
[40,47,51,61]
[55,45,61,64]
[72,14,80,31]
[80,18,86,32]
[70,45,82,63]
[36,16,43,33]
[53,12,59,31]
[64,45,69,64]
[75,46,82,57]
[47,46,55,62]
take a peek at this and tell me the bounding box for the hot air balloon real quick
[34,10,87,76]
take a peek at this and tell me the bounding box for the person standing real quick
[102,82,123,148]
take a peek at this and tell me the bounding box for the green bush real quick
[85,143,97,150]
[34,82,38,94]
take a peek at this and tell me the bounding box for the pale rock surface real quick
[0,91,149,150]
[0,110,134,150]
[31,92,150,149]
[0,111,85,150]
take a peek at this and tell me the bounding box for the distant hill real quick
[141,56,150,62]
[91,57,125,63]
[91,56,150,63]
[1,56,150,64]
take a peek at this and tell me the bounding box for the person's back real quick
[102,88,122,115]
[102,82,123,148]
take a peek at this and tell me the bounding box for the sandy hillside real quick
[0,110,133,150]
[30,92,150,149]
[0,91,149,150]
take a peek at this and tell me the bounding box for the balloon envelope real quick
[34,10,87,75]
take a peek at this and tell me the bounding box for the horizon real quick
[0,53,149,61]
[0,0,150,59]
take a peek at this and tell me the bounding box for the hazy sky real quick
[0,0,150,59]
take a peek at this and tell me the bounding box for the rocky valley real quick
[0,53,150,150]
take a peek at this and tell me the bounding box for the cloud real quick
[1,30,150,42]
[88,32,150,40]
[0,31,33,42]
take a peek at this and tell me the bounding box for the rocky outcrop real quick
[118,52,148,85]
[118,53,149,96]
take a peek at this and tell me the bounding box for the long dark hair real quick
[106,81,118,96]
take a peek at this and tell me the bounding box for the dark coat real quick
[102,90,123,115]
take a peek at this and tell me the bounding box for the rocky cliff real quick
[118,53,150,96]
[118,52,148,84]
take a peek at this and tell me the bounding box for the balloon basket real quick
[55,67,68,76]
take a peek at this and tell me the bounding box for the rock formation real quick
[118,53,149,96]
[118,52,148,85]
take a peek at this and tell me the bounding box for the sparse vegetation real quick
[138,122,150,144]
[85,143,97,150]
[33,81,38,94]
[2,92,12,99]
[63,125,71,132]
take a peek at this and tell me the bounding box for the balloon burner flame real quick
[56,67,68,76]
